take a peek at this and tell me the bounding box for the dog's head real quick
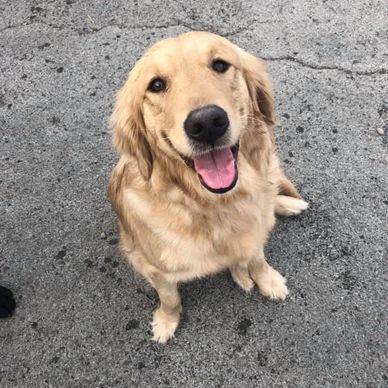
[111,32,275,194]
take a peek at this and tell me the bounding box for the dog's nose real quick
[184,105,229,143]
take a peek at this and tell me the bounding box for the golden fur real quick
[107,32,308,343]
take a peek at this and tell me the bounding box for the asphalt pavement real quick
[0,1,387,387]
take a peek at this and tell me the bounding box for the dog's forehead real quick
[143,33,233,71]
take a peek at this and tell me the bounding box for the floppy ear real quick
[237,48,277,127]
[110,75,153,180]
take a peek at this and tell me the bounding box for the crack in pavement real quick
[0,19,255,37]
[224,19,280,37]
[261,56,388,76]
[1,21,386,76]
[0,20,188,34]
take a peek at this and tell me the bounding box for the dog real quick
[107,32,308,343]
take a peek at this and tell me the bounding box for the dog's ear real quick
[237,48,276,127]
[110,74,153,180]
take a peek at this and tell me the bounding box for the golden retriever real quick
[107,31,308,343]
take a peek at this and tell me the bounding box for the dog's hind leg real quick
[275,195,308,216]
[278,174,301,199]
[275,173,308,216]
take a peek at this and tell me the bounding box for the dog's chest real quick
[162,201,269,278]
[126,188,274,278]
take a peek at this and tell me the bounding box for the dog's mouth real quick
[184,144,239,194]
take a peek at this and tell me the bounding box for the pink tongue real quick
[193,148,235,190]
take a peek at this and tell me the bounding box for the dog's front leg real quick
[230,262,254,292]
[248,249,289,300]
[147,270,181,343]
[231,249,289,300]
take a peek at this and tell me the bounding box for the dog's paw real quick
[230,265,254,292]
[151,308,179,344]
[0,286,16,318]
[275,195,308,217]
[254,266,289,301]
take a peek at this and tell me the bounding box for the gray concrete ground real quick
[0,0,387,387]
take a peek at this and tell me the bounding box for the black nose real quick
[184,105,229,144]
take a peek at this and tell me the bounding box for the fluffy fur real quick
[107,32,308,343]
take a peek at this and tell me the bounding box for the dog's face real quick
[112,32,275,194]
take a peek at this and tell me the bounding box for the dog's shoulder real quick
[107,156,143,212]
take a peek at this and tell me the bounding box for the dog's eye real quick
[212,59,230,73]
[148,78,166,93]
